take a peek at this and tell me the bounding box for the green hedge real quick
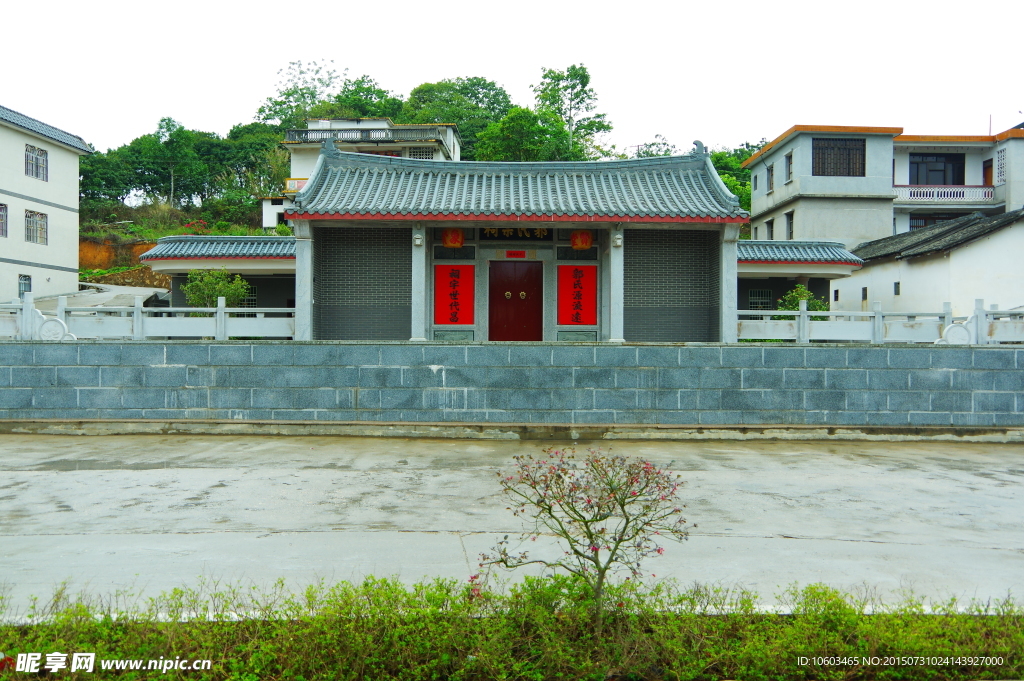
[1,576,1019,680]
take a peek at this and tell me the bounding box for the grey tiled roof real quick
[0,104,92,153]
[288,146,747,221]
[140,236,296,260]
[738,241,863,265]
[853,209,1024,261]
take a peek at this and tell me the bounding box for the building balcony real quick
[893,185,997,204]
[285,127,453,158]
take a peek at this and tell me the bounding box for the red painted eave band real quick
[142,256,296,260]
[288,211,746,224]
[739,259,862,266]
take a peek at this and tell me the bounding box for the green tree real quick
[631,134,678,158]
[255,60,342,129]
[774,284,830,321]
[180,268,251,309]
[710,140,766,213]
[400,77,513,160]
[532,64,612,159]
[79,148,135,204]
[307,75,403,120]
[475,107,572,162]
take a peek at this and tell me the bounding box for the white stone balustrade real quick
[893,185,996,203]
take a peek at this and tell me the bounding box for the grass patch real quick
[0,577,1019,680]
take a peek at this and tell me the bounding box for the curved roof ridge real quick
[290,146,749,222]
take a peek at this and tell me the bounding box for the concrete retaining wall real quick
[0,342,1021,426]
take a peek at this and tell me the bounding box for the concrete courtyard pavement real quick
[1,434,1022,612]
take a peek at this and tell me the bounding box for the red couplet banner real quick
[434,265,475,325]
[557,265,597,325]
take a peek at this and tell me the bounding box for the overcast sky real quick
[7,0,1021,155]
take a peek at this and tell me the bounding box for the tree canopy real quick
[80,61,763,231]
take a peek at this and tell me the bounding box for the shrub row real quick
[1,576,1020,680]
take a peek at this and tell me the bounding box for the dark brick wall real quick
[624,230,720,342]
[313,227,411,340]
[2,342,1020,427]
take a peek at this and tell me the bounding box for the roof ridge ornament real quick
[321,139,344,159]
[692,140,706,155]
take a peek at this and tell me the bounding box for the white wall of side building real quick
[1001,137,1024,211]
[0,124,84,301]
[831,219,1024,316]
[751,197,894,250]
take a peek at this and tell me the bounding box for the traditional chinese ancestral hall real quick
[286,143,749,342]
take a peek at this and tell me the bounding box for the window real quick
[25,145,48,180]
[894,282,901,296]
[996,148,1006,185]
[766,164,775,192]
[18,275,32,298]
[812,138,866,176]
[748,289,774,310]
[909,153,964,185]
[270,198,284,206]
[235,286,258,317]
[25,211,47,244]
[556,246,598,260]
[861,287,868,302]
[433,245,475,259]
[982,159,993,186]
[0,204,7,238]
[785,211,794,240]
[910,213,966,230]
[765,219,774,241]
[784,153,793,181]
[409,147,435,160]
[752,174,758,191]
[833,289,839,302]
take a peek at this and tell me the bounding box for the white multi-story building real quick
[0,104,91,301]
[261,118,461,228]
[742,123,1024,250]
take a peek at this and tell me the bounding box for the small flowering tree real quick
[479,447,694,628]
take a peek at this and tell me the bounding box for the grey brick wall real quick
[623,230,719,342]
[313,227,412,340]
[1,342,1021,427]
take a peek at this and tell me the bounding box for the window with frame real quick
[0,204,7,238]
[752,174,758,191]
[235,286,259,317]
[765,219,774,241]
[909,153,964,185]
[784,153,793,181]
[766,164,775,192]
[748,289,774,311]
[18,275,32,297]
[25,145,48,181]
[25,211,48,244]
[785,211,794,240]
[996,148,1006,185]
[812,138,866,176]
[408,147,435,160]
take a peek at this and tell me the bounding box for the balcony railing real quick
[286,128,445,143]
[893,185,996,203]
[286,127,452,159]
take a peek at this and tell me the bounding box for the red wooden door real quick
[489,261,543,340]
